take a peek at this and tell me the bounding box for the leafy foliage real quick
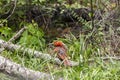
[0,0,120,80]
[19,22,45,51]
[0,19,13,40]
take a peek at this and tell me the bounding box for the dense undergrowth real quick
[0,0,120,80]
[0,21,120,80]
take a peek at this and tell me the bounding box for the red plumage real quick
[53,41,71,66]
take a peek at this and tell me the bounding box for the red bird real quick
[53,41,71,66]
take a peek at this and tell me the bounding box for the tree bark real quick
[0,27,26,53]
[0,39,79,66]
[1,39,120,67]
[0,55,59,80]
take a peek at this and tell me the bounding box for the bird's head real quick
[53,41,64,47]
[53,41,68,50]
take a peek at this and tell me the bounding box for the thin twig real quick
[88,56,120,63]
[0,27,26,53]
[8,27,27,42]
[6,0,17,19]
[90,0,94,29]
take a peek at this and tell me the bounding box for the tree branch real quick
[8,27,27,42]
[0,55,62,80]
[90,0,94,29]
[0,27,26,53]
[6,0,17,19]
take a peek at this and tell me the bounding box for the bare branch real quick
[88,56,120,63]
[90,0,94,29]
[8,27,27,42]
[0,27,26,53]
[6,0,17,19]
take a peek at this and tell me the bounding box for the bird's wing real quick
[54,47,71,66]
[57,48,67,60]
[54,47,68,59]
[58,48,71,66]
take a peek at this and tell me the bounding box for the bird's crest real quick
[53,41,64,47]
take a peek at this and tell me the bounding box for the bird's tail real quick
[63,59,71,66]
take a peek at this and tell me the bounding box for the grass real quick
[1,29,120,80]
[2,51,120,80]
[0,20,120,80]
[0,0,120,79]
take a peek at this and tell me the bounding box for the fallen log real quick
[1,39,120,67]
[0,55,62,80]
[0,39,79,66]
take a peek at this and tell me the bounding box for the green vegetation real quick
[0,0,120,80]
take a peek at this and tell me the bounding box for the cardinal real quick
[53,41,71,66]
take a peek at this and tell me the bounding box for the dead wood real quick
[8,27,27,42]
[0,39,79,66]
[0,55,62,80]
[1,39,120,67]
[0,27,26,53]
